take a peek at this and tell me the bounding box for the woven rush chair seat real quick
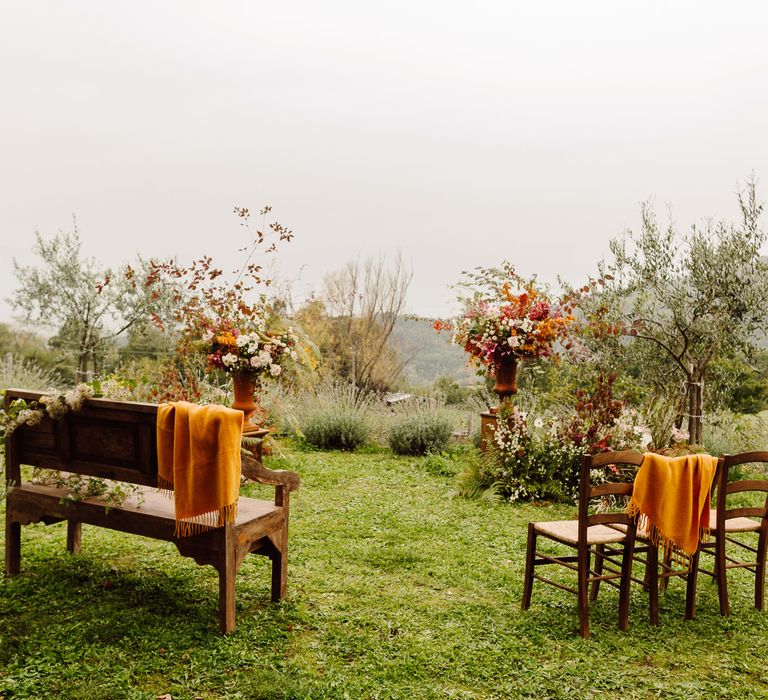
[532,521,627,546]
[709,509,762,533]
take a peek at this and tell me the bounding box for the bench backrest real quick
[4,389,159,488]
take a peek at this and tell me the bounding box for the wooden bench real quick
[3,388,300,634]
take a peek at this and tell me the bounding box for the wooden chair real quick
[697,452,768,616]
[521,451,641,638]
[593,458,716,625]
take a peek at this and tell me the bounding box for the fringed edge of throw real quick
[626,501,707,570]
[173,501,239,538]
[157,474,174,499]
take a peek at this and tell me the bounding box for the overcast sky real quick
[2,1,767,329]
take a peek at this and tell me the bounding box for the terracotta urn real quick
[231,371,264,434]
[492,354,519,404]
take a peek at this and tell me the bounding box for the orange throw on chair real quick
[157,402,244,537]
[627,452,718,559]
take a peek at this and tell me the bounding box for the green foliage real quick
[708,353,768,415]
[4,444,768,699]
[388,411,453,456]
[417,452,462,477]
[11,227,174,382]
[703,410,768,457]
[483,405,586,502]
[0,323,67,378]
[479,377,647,503]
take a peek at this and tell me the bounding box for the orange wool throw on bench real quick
[157,402,244,537]
[626,452,718,560]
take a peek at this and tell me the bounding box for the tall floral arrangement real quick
[437,262,575,372]
[146,206,315,394]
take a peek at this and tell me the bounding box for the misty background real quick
[2,1,768,328]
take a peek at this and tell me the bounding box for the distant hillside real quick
[391,317,479,387]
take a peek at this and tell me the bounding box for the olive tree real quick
[11,224,175,382]
[593,179,768,445]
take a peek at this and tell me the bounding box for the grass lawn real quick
[2,444,768,699]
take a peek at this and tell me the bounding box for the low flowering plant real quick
[437,262,574,371]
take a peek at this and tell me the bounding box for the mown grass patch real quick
[2,445,768,698]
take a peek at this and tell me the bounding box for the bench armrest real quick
[240,451,300,492]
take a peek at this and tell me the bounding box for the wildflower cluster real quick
[483,375,650,503]
[438,263,574,371]
[486,402,586,503]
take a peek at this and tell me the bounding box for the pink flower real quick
[528,301,550,322]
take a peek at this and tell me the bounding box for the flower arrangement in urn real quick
[201,311,307,432]
[436,262,575,400]
[204,318,300,380]
[147,205,314,427]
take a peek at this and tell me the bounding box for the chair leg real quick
[661,548,671,590]
[521,523,537,611]
[590,544,604,602]
[648,545,660,625]
[755,529,767,611]
[618,539,634,632]
[578,545,590,639]
[66,521,81,554]
[5,517,21,576]
[685,549,701,620]
[715,531,730,617]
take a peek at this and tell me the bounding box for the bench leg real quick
[5,517,21,576]
[66,521,82,554]
[271,529,288,602]
[218,531,237,634]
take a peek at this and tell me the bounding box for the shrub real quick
[388,412,453,456]
[294,379,374,450]
[0,354,60,392]
[302,408,369,450]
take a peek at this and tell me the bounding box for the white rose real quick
[222,353,239,367]
[269,364,282,376]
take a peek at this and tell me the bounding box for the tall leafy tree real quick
[592,179,768,445]
[11,222,175,382]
